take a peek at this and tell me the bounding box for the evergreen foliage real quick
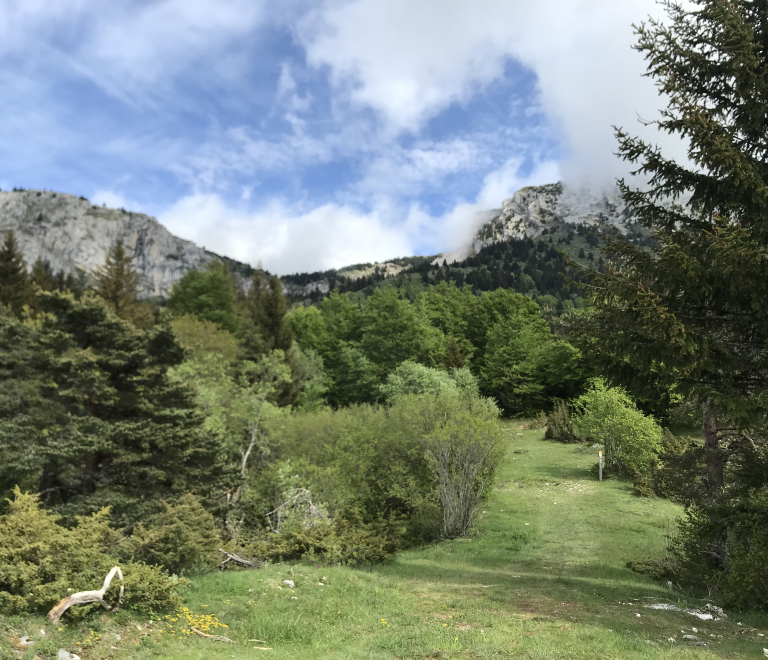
[0,489,182,616]
[93,240,153,328]
[0,292,230,525]
[0,231,33,315]
[564,0,768,602]
[243,268,292,355]
[544,401,578,444]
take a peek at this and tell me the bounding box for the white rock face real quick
[0,190,226,298]
[435,182,632,264]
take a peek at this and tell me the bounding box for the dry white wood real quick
[48,566,124,624]
[190,627,234,643]
[217,548,263,570]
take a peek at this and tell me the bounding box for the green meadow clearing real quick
[5,424,768,659]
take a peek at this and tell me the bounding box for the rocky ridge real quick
[0,183,632,299]
[434,182,632,264]
[0,190,248,298]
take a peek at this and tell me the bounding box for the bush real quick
[544,400,578,443]
[421,396,505,537]
[636,429,704,502]
[379,361,457,401]
[246,513,400,566]
[389,390,505,538]
[0,490,182,617]
[671,493,768,609]
[574,379,662,476]
[257,390,504,546]
[121,494,221,575]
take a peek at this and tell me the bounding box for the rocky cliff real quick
[435,182,632,264]
[1,183,633,299]
[0,190,249,298]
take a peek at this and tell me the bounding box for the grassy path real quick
[9,425,768,658]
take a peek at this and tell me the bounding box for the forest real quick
[0,3,767,656]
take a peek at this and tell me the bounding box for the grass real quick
[4,423,768,659]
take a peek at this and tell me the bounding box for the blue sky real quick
[0,0,674,274]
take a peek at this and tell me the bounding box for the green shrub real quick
[574,379,662,476]
[421,395,505,537]
[121,494,221,575]
[638,429,704,503]
[0,490,182,617]
[258,390,504,545]
[260,402,438,543]
[245,513,400,566]
[544,401,578,443]
[379,361,457,400]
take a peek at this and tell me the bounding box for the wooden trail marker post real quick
[599,450,603,481]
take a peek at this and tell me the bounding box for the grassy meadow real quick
[4,423,768,659]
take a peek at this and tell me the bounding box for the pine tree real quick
[93,240,153,328]
[31,257,55,292]
[243,268,292,354]
[568,0,768,585]
[0,231,33,315]
[0,291,231,524]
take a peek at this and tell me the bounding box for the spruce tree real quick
[0,231,33,315]
[0,291,231,524]
[243,268,292,354]
[569,0,768,587]
[31,257,55,292]
[93,240,153,328]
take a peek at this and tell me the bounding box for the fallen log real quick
[191,626,234,643]
[48,566,124,624]
[218,548,263,571]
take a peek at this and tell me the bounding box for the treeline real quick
[289,283,584,413]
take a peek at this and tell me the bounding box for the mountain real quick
[0,183,639,303]
[434,182,632,264]
[281,182,642,303]
[0,189,252,298]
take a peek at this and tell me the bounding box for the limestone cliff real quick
[0,190,248,298]
[435,182,632,264]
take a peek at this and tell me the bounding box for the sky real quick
[0,0,682,274]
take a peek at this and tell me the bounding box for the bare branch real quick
[48,566,124,624]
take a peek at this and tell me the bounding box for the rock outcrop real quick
[1,183,635,298]
[435,182,632,264]
[0,190,245,298]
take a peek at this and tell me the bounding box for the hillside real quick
[281,182,650,307]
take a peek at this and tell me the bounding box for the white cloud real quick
[437,157,561,255]
[156,156,558,273]
[299,0,684,183]
[91,189,145,212]
[0,0,268,106]
[356,139,488,198]
[159,194,413,274]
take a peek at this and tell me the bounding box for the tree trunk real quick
[703,404,724,493]
[702,402,728,567]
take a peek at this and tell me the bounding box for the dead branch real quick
[48,566,124,624]
[191,626,234,643]
[217,549,263,571]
